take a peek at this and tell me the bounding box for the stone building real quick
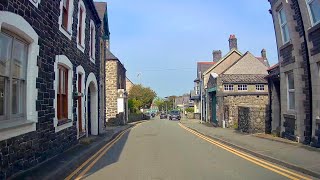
[0,0,102,178]
[203,35,269,128]
[190,62,216,120]
[94,2,110,128]
[267,0,320,146]
[126,77,134,94]
[105,50,128,126]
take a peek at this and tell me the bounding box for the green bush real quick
[185,107,194,113]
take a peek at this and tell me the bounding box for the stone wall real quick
[105,60,126,125]
[105,60,118,123]
[0,0,101,178]
[223,95,268,127]
[238,105,267,134]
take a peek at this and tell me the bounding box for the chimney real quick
[261,48,267,59]
[228,34,238,50]
[212,50,222,62]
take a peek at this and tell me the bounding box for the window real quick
[89,20,96,61]
[62,0,69,29]
[238,84,248,91]
[278,8,290,44]
[307,0,320,25]
[54,55,73,132]
[256,84,265,91]
[59,0,74,40]
[57,65,68,120]
[77,0,86,51]
[0,31,28,121]
[224,84,234,91]
[287,71,295,110]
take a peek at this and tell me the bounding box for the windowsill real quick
[307,21,320,35]
[77,43,85,53]
[0,119,34,131]
[57,118,72,126]
[283,112,296,119]
[279,41,292,51]
[90,57,95,63]
[61,25,71,35]
[59,25,72,40]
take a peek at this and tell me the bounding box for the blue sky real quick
[98,0,278,97]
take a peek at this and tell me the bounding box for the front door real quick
[211,92,217,124]
[87,88,91,135]
[78,74,83,133]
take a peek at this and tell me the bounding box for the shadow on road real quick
[83,128,132,178]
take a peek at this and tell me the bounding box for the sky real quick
[97,0,278,98]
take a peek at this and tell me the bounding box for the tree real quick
[128,84,157,112]
[154,97,165,111]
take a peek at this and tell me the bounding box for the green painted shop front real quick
[208,87,217,124]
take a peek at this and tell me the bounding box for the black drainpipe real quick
[293,0,313,144]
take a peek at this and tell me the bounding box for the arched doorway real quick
[85,73,98,136]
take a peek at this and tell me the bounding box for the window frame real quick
[77,0,86,52]
[224,84,234,91]
[287,71,295,110]
[57,65,68,120]
[306,0,320,26]
[238,84,248,91]
[0,30,28,122]
[278,7,290,44]
[89,20,96,62]
[256,84,265,91]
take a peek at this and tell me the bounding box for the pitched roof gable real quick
[105,49,118,60]
[223,51,268,75]
[94,2,107,20]
[204,49,242,75]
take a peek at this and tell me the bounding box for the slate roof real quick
[220,74,267,83]
[197,62,215,78]
[105,49,118,60]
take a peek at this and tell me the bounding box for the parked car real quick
[160,113,167,119]
[169,110,181,120]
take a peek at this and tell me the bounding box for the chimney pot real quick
[228,34,238,50]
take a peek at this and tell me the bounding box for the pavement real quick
[67,118,314,180]
[11,121,146,180]
[180,118,320,178]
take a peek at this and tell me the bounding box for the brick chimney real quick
[261,48,267,59]
[212,50,222,62]
[229,34,238,50]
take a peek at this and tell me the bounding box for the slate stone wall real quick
[238,106,267,134]
[0,0,101,178]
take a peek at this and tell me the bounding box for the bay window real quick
[0,31,27,121]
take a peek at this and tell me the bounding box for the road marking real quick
[178,123,312,180]
[65,121,147,180]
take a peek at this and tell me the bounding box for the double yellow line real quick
[65,122,144,180]
[178,123,312,180]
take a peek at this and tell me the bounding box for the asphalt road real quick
[77,118,302,180]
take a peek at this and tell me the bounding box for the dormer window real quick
[58,0,74,40]
[77,0,86,52]
[89,20,96,62]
